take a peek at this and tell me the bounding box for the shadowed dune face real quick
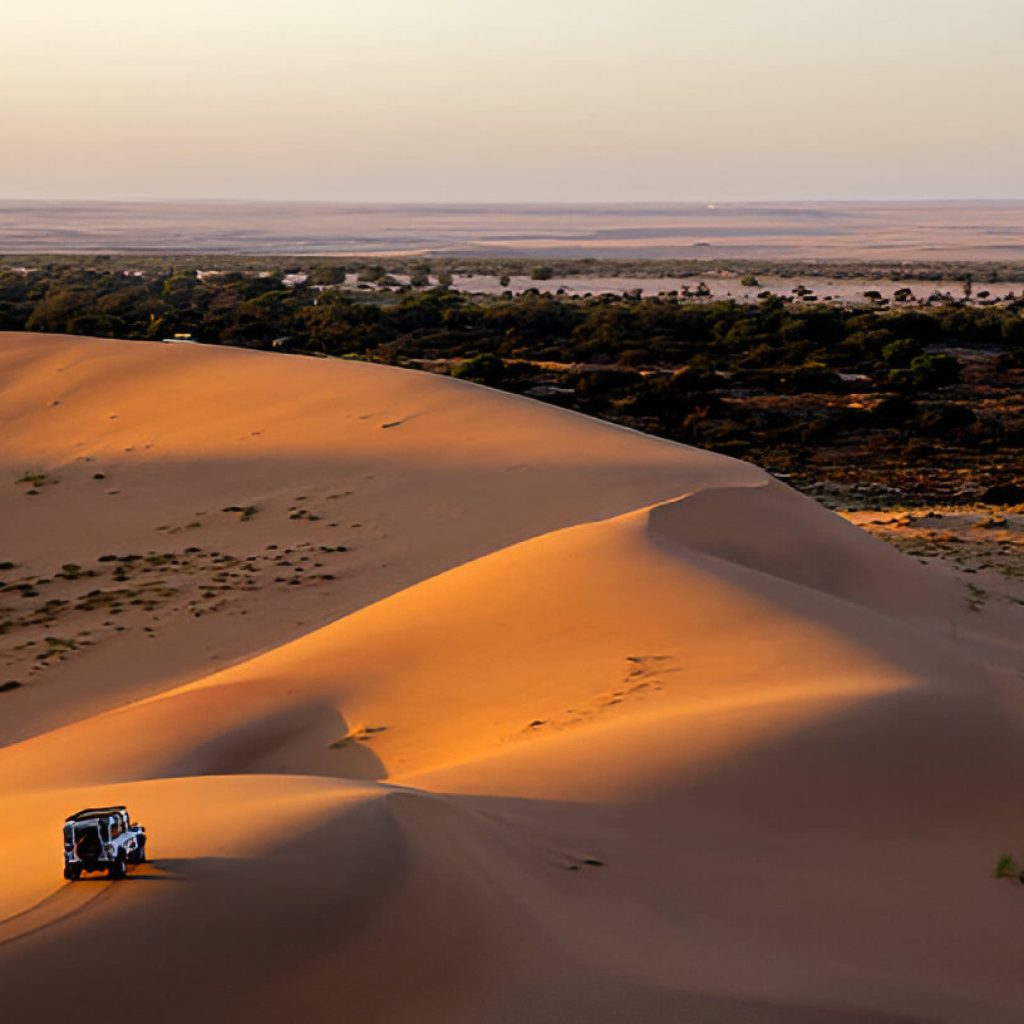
[646,483,958,619]
[3,332,1024,1022]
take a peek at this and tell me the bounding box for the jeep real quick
[63,806,146,880]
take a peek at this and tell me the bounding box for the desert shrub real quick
[994,854,1024,881]
[451,353,506,385]
[882,310,943,345]
[574,368,645,406]
[408,266,431,287]
[1002,316,1024,348]
[910,353,962,389]
[881,338,922,369]
[788,363,841,393]
[792,309,847,346]
[939,306,1006,348]
[307,264,347,285]
[888,354,961,391]
[530,266,554,281]
[722,317,773,353]
[669,365,717,393]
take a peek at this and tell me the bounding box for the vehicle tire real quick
[108,854,126,880]
[137,837,146,863]
[64,865,81,881]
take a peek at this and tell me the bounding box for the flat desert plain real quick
[4,199,1024,259]
[3,332,1024,1022]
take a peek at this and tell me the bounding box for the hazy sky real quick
[4,0,1023,202]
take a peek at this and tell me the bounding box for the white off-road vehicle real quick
[63,806,146,880]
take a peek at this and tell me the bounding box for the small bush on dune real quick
[994,853,1024,882]
[16,471,55,488]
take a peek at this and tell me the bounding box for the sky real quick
[3,0,1023,202]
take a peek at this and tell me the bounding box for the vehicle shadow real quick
[71,856,234,883]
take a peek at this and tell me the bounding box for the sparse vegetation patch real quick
[222,505,259,521]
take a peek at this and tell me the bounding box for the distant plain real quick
[3,199,1024,259]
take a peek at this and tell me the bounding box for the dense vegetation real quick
[4,259,1024,504]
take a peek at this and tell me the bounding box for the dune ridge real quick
[3,332,1024,1022]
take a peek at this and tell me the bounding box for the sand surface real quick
[3,332,1024,1022]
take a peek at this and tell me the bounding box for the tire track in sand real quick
[0,881,114,948]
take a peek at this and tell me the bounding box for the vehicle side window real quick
[110,818,121,838]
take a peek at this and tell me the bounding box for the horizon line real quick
[3,196,1024,207]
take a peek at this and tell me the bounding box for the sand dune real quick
[3,332,1024,1022]
[0,331,741,744]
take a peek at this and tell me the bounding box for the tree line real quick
[3,261,1024,500]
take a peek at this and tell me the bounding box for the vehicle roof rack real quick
[65,806,128,822]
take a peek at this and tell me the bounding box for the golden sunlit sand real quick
[4,332,1024,1022]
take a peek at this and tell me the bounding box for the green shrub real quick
[881,338,922,369]
[994,853,1021,879]
[789,363,841,393]
[408,266,431,287]
[910,353,962,389]
[452,353,506,385]
[888,354,962,391]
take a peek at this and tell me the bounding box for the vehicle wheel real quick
[64,865,81,881]
[108,855,126,880]
[137,838,146,863]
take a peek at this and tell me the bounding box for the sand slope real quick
[0,331,748,744]
[3,332,1024,1023]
